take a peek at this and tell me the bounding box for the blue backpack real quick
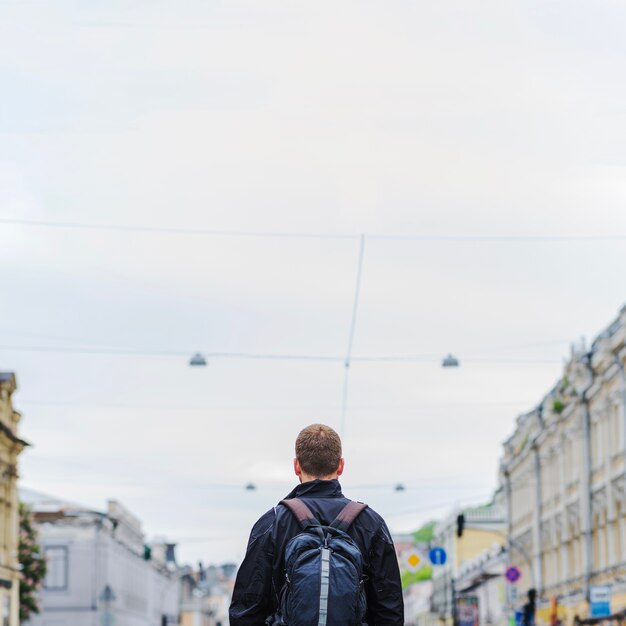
[269,498,368,626]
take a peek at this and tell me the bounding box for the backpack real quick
[269,498,368,626]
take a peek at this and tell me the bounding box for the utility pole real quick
[503,468,516,622]
[451,575,458,626]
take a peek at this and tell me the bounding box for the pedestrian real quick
[522,589,537,626]
[229,423,404,625]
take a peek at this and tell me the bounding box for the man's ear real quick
[294,458,302,477]
[336,458,345,477]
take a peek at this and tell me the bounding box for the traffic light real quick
[456,513,465,537]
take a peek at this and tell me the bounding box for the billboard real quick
[457,596,479,626]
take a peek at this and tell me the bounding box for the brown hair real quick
[295,424,342,478]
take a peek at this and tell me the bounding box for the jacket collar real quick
[285,479,343,499]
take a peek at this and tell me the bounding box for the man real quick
[229,424,404,625]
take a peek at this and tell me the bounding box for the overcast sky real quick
[2,0,626,565]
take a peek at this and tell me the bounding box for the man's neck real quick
[300,474,338,483]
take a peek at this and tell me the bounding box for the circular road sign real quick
[429,547,447,566]
[505,566,521,583]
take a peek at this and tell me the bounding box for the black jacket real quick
[229,479,404,625]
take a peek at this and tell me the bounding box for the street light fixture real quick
[441,354,460,368]
[189,353,208,367]
[189,351,460,368]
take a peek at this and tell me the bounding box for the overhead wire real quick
[1,216,577,509]
[165,490,493,543]
[340,235,366,435]
[0,217,355,240]
[0,326,570,365]
[0,343,562,363]
[2,217,626,242]
[21,399,533,410]
[385,494,495,519]
[0,344,338,360]
[21,471,489,493]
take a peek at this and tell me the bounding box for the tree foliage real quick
[18,502,47,622]
[413,521,435,544]
[401,565,433,589]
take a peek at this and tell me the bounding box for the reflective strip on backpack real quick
[318,547,331,626]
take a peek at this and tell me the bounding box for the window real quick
[44,546,68,590]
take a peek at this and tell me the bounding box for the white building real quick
[500,304,626,625]
[22,490,180,626]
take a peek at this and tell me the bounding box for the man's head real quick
[294,423,344,482]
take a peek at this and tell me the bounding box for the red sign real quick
[505,566,521,583]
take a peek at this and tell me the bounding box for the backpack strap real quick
[280,498,320,529]
[330,501,368,532]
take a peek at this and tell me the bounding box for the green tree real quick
[18,503,47,622]
[401,565,433,589]
[413,521,435,544]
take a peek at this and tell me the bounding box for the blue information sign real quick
[429,547,447,566]
[590,585,611,617]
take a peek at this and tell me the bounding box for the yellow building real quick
[431,501,506,624]
[501,305,626,625]
[0,373,27,626]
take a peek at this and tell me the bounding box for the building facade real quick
[501,305,626,624]
[455,545,507,626]
[22,491,180,626]
[0,373,27,626]
[179,564,235,626]
[431,501,506,624]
